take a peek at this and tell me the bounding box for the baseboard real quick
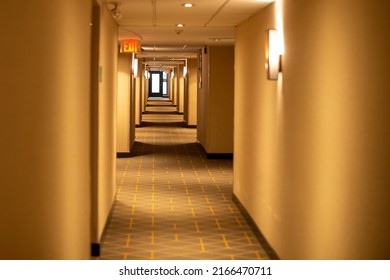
[232,194,280,260]
[146,104,177,107]
[117,152,132,158]
[91,243,100,257]
[143,111,182,115]
[207,153,233,159]
[195,143,233,159]
[91,195,119,258]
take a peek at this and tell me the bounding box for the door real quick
[149,71,163,97]
[148,71,169,98]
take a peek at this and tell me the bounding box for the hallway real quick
[100,100,271,260]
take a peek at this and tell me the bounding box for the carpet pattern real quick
[100,99,270,260]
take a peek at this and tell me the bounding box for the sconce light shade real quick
[183,66,187,78]
[133,58,138,77]
[265,29,282,80]
[121,38,141,53]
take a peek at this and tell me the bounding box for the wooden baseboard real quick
[196,143,233,159]
[117,152,132,158]
[91,243,100,257]
[206,153,233,159]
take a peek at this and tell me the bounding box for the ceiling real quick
[104,0,274,61]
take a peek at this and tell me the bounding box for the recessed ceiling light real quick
[183,3,194,8]
[176,23,185,28]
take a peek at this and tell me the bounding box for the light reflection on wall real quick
[276,0,285,55]
[276,0,284,123]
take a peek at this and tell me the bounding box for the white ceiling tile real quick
[109,0,273,60]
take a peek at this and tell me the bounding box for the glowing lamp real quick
[265,29,282,80]
[133,58,138,76]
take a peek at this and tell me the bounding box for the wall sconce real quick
[265,29,282,80]
[132,58,138,77]
[183,66,187,78]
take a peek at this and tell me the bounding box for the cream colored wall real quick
[173,68,179,107]
[197,46,234,153]
[197,48,209,149]
[173,68,178,106]
[169,71,174,102]
[135,59,142,126]
[142,70,148,113]
[117,54,131,152]
[234,0,390,259]
[96,5,118,243]
[184,76,189,122]
[179,65,185,113]
[208,46,234,153]
[129,60,136,145]
[0,0,91,259]
[186,59,198,126]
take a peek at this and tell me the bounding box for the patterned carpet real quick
[100,99,271,260]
